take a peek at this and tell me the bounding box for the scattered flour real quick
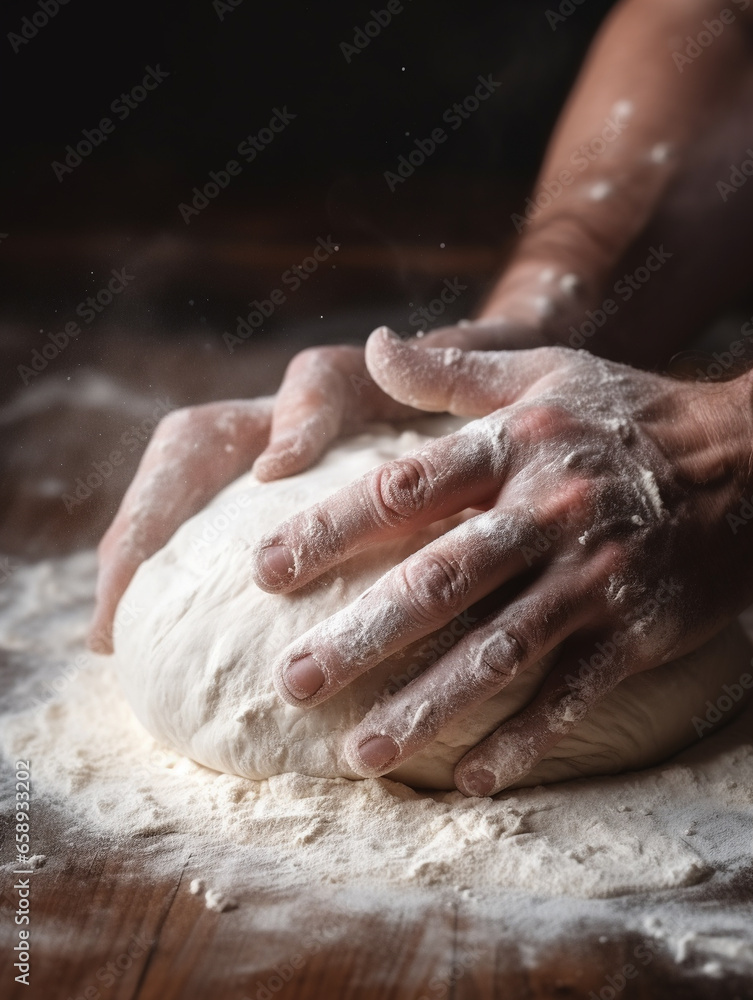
[589,180,613,201]
[1,551,752,917]
[650,143,671,164]
[204,888,237,913]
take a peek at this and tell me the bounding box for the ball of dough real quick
[114,421,753,791]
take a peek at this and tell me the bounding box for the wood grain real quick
[1,241,752,999]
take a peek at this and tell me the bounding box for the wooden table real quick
[1,236,752,999]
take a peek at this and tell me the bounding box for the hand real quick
[250,328,551,483]
[251,1,753,482]
[251,328,753,795]
[88,398,273,654]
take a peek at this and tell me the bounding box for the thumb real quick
[364,326,560,416]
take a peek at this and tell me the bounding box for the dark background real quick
[0,0,620,553]
[1,0,618,334]
[3,0,617,219]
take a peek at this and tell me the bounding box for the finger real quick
[252,348,347,482]
[453,639,629,796]
[271,506,550,708]
[251,418,508,594]
[417,317,554,351]
[253,346,416,482]
[364,325,568,415]
[88,398,273,654]
[343,568,596,777]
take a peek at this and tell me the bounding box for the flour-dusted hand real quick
[251,328,753,795]
[88,398,273,654]
[250,345,419,481]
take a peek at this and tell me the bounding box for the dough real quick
[114,420,753,791]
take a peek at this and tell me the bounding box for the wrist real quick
[685,368,753,493]
[475,251,612,353]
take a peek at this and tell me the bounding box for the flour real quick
[2,548,753,923]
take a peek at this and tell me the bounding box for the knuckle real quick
[371,456,434,525]
[508,403,570,446]
[156,405,199,437]
[521,477,596,553]
[290,344,350,372]
[593,539,628,577]
[497,628,530,669]
[543,479,593,528]
[470,625,540,689]
[475,652,517,689]
[401,552,470,624]
[301,503,342,557]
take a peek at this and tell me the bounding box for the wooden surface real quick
[1,238,753,999]
[2,817,753,1000]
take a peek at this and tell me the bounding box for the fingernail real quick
[253,437,299,479]
[283,655,325,700]
[460,768,496,797]
[357,735,399,771]
[257,545,294,586]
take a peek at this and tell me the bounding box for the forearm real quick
[480,0,753,356]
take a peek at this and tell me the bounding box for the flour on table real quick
[1,547,753,978]
[0,460,753,920]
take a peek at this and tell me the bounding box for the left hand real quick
[89,398,273,653]
[251,326,753,795]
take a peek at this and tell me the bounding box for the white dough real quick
[114,420,753,791]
